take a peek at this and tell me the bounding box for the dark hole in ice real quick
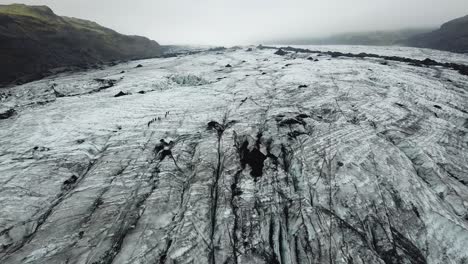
[337,161,344,167]
[154,139,174,161]
[296,113,310,119]
[135,64,143,68]
[231,182,243,196]
[207,121,226,137]
[62,175,78,190]
[138,91,146,94]
[433,105,442,109]
[298,84,308,88]
[279,118,305,127]
[225,64,232,68]
[160,149,172,161]
[240,140,267,179]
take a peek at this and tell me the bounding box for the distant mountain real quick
[267,28,434,46]
[405,15,468,53]
[0,4,161,86]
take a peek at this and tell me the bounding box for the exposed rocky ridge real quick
[260,45,468,77]
[0,46,468,263]
[0,4,161,87]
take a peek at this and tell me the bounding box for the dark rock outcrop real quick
[274,49,288,56]
[114,91,129,97]
[0,108,16,119]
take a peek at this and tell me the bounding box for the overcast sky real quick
[1,0,468,45]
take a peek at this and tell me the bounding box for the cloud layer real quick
[2,0,468,45]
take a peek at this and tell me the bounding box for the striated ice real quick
[0,46,467,264]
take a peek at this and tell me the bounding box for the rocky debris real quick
[62,175,78,190]
[114,91,129,97]
[0,108,16,119]
[51,78,122,99]
[0,92,11,101]
[170,74,209,86]
[274,49,288,56]
[52,85,65,98]
[94,78,118,90]
[32,146,50,152]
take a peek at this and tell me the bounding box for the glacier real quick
[0,46,468,264]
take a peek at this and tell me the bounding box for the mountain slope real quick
[406,15,468,53]
[0,4,161,86]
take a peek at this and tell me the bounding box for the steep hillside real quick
[406,15,468,53]
[0,4,161,86]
